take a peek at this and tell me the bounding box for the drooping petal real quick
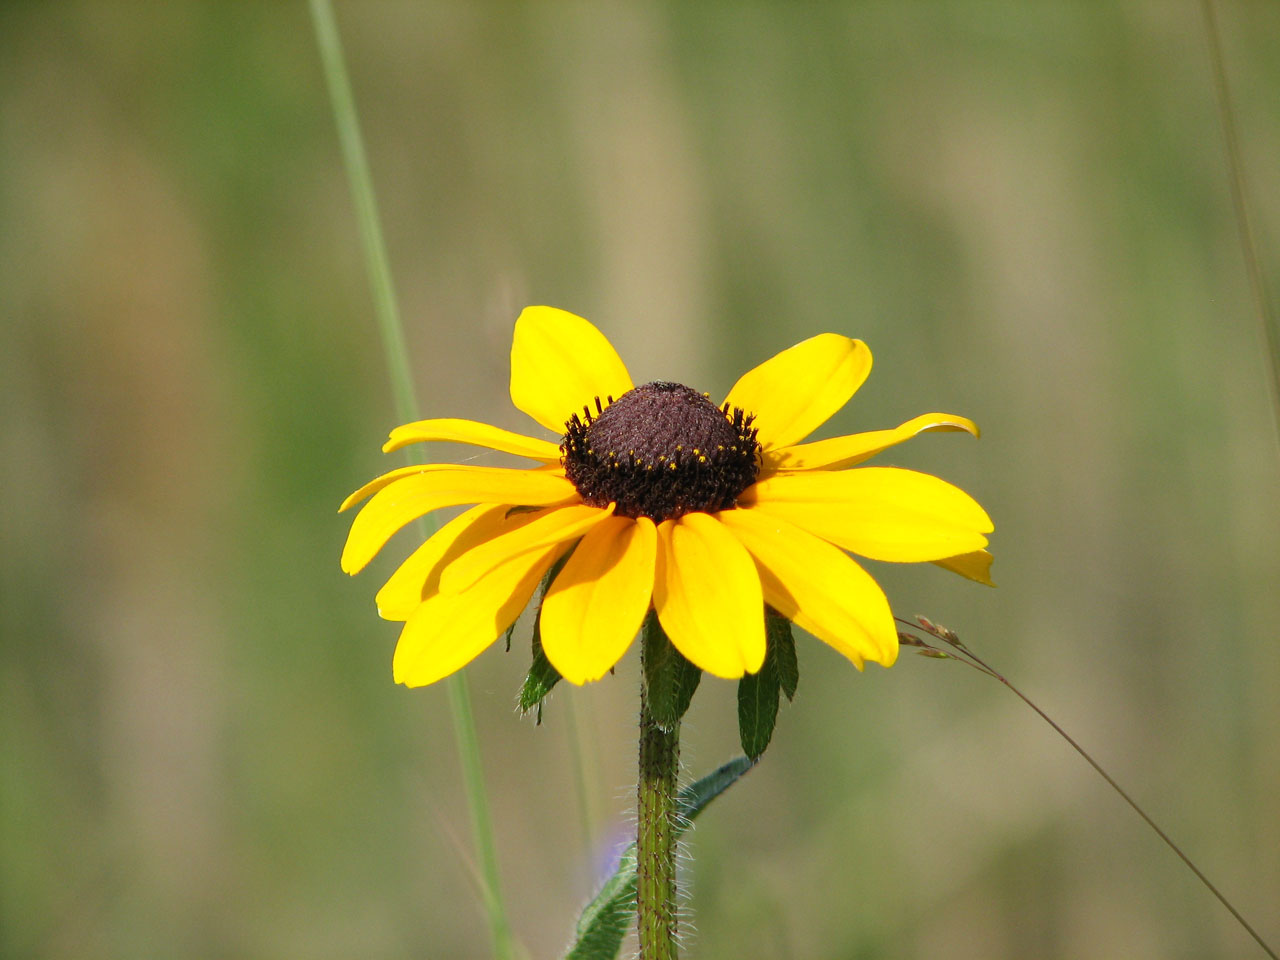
[933,549,995,586]
[509,306,635,433]
[375,504,511,620]
[653,513,765,679]
[392,540,566,688]
[767,412,979,473]
[744,467,992,562]
[722,334,871,450]
[340,465,431,513]
[438,503,615,595]
[340,465,578,575]
[383,418,563,462]
[717,508,897,667]
[540,516,657,684]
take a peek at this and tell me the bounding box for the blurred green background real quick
[4,2,1279,958]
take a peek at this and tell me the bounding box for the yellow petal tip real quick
[922,413,980,438]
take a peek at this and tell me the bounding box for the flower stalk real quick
[637,623,681,960]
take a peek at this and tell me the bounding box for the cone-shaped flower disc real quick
[342,307,993,686]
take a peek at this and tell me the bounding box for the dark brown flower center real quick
[561,381,760,521]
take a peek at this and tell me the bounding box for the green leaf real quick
[737,645,780,761]
[641,614,702,731]
[562,756,755,960]
[768,610,799,701]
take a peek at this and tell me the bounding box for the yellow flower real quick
[341,307,993,687]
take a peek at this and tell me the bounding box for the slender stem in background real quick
[309,3,514,958]
[1200,0,1280,443]
[1196,10,1279,955]
[899,618,1278,960]
[309,0,415,419]
[637,629,680,960]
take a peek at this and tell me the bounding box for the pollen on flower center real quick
[561,381,761,521]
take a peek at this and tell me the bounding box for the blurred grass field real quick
[3,3,1279,958]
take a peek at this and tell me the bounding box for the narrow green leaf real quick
[563,756,754,960]
[641,614,701,731]
[737,647,780,761]
[768,610,799,701]
[674,754,755,822]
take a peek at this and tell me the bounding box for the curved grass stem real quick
[310,2,514,956]
[1200,0,1280,445]
[898,617,1277,960]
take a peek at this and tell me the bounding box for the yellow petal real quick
[375,504,510,620]
[509,306,635,433]
[340,465,578,575]
[540,516,657,684]
[439,503,614,595]
[392,540,566,688]
[768,412,979,472]
[718,508,898,667]
[340,464,430,513]
[744,467,992,562]
[383,418,563,462]
[933,549,995,586]
[722,334,872,450]
[653,513,765,679]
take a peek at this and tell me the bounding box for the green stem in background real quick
[1200,0,1280,444]
[637,625,680,960]
[309,0,415,420]
[309,3,514,958]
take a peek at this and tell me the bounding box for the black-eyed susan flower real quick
[340,306,993,688]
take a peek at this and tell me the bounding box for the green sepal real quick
[518,626,561,724]
[641,614,702,732]
[503,619,517,654]
[737,636,781,761]
[516,553,572,723]
[768,609,799,701]
[562,756,755,960]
